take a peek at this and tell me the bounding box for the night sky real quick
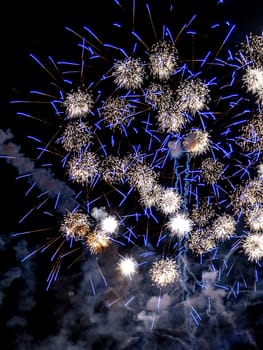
[1,1,263,349]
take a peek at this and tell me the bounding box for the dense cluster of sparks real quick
[149,258,179,289]
[8,0,263,325]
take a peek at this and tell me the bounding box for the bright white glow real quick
[100,215,119,234]
[167,213,193,239]
[158,188,182,215]
[118,257,138,278]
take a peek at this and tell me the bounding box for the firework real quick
[7,0,263,339]
[99,214,119,235]
[200,158,225,184]
[63,88,94,119]
[242,233,263,262]
[245,206,263,232]
[182,129,210,156]
[211,214,236,242]
[231,179,263,213]
[86,230,111,254]
[240,33,263,67]
[58,120,94,152]
[60,211,92,241]
[100,96,135,131]
[148,40,179,80]
[175,79,211,115]
[67,151,101,185]
[242,66,263,102]
[167,212,193,239]
[238,112,263,152]
[188,228,217,255]
[112,57,145,90]
[117,256,138,279]
[149,258,179,289]
[101,155,128,184]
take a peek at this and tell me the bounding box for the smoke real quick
[1,240,260,349]
[0,129,77,213]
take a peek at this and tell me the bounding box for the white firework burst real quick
[63,88,94,119]
[156,105,186,134]
[240,33,263,66]
[167,212,193,239]
[238,113,263,152]
[117,256,138,279]
[190,200,216,226]
[242,233,263,262]
[67,151,100,185]
[59,120,93,152]
[127,161,159,192]
[212,214,236,241]
[188,228,217,255]
[149,258,179,289]
[145,83,174,109]
[101,155,128,184]
[183,129,210,156]
[157,187,183,215]
[112,57,145,90]
[242,66,263,104]
[245,206,263,232]
[99,215,119,235]
[139,183,162,208]
[148,40,178,80]
[231,179,263,211]
[200,157,225,184]
[175,79,210,115]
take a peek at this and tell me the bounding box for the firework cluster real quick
[8,0,263,321]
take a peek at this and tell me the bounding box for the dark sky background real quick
[1,1,263,349]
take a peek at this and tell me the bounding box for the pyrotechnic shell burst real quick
[7,0,263,333]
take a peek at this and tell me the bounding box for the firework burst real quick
[7,0,263,336]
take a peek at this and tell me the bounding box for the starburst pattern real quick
[183,129,210,156]
[242,233,263,262]
[63,88,94,119]
[148,40,179,80]
[112,57,145,90]
[167,212,193,239]
[200,158,225,184]
[67,151,101,185]
[117,256,138,278]
[245,206,263,232]
[86,230,111,254]
[149,258,179,289]
[211,214,236,241]
[60,211,92,241]
[238,112,263,152]
[188,228,217,255]
[6,0,263,342]
[101,96,135,130]
[58,120,94,152]
[175,78,210,115]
